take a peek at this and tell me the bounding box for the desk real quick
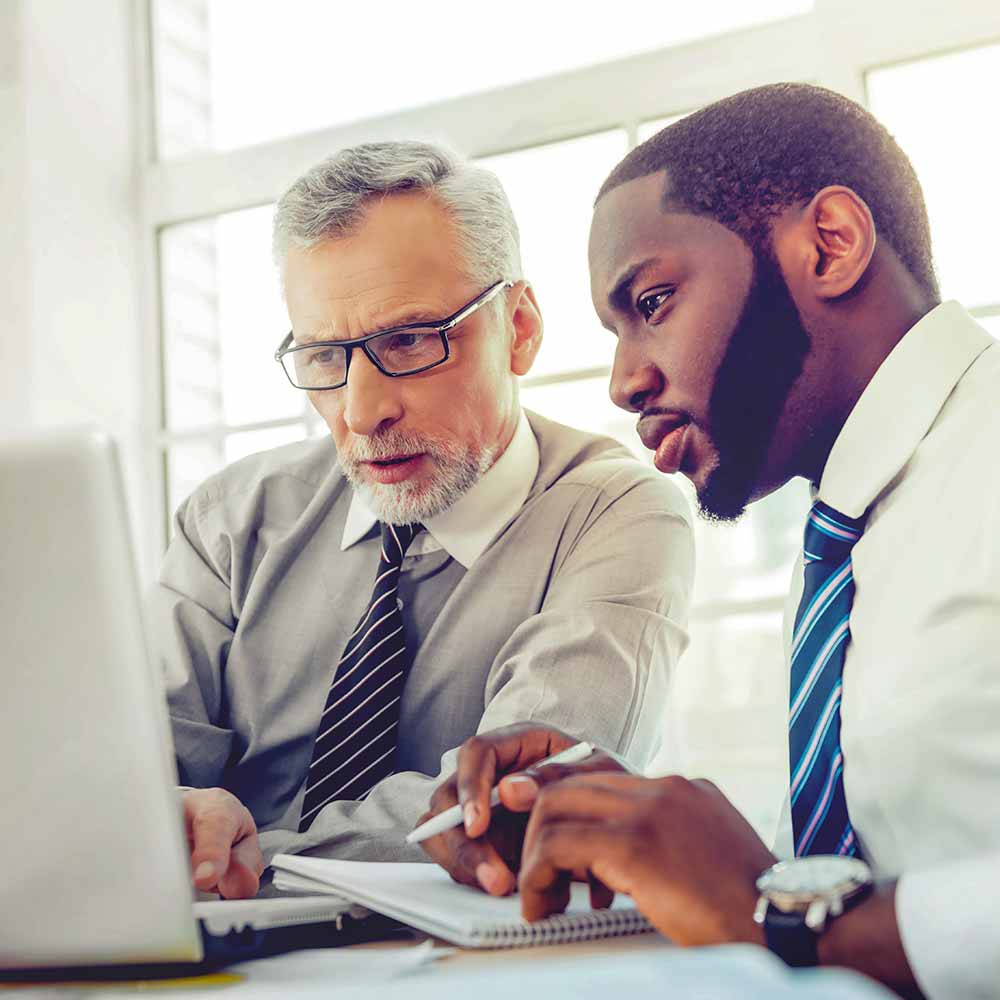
[57,933,893,1000]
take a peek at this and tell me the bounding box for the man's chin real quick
[355,479,436,525]
[352,465,477,525]
[694,461,755,523]
[675,448,751,523]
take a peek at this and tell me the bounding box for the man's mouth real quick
[362,453,426,485]
[637,412,692,476]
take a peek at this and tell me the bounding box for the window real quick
[868,42,1000,318]
[478,131,627,380]
[161,208,301,431]
[152,0,811,158]
[159,207,315,515]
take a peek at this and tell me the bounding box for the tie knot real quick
[803,500,866,563]
[379,522,423,567]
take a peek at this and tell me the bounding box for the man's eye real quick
[388,333,423,349]
[637,288,674,321]
[306,347,338,366]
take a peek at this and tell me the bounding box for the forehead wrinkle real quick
[298,283,453,342]
[295,303,444,344]
[375,305,444,329]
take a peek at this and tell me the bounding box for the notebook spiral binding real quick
[472,907,654,948]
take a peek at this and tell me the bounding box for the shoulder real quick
[920,340,1000,464]
[179,435,344,527]
[950,340,1000,428]
[526,409,691,524]
[162,435,353,597]
[883,340,1000,535]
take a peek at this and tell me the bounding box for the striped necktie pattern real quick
[299,521,421,832]
[789,500,866,858]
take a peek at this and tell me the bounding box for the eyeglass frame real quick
[274,278,515,391]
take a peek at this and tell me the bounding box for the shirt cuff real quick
[896,853,1000,999]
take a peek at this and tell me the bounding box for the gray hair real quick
[272,141,523,290]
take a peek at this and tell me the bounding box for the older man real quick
[153,141,692,899]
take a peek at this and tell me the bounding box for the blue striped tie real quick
[299,522,421,832]
[789,500,866,858]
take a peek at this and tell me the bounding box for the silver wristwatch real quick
[753,855,874,967]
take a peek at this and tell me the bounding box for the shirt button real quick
[396,597,404,610]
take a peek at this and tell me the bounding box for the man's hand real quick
[418,723,625,896]
[517,772,776,946]
[183,788,264,899]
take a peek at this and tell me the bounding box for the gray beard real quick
[340,430,498,525]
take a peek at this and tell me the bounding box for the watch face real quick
[757,856,871,896]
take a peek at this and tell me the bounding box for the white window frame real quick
[134,0,1000,584]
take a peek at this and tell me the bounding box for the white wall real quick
[1,0,153,572]
[0,3,32,431]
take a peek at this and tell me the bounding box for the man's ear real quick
[799,186,877,300]
[507,281,543,376]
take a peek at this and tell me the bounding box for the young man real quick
[152,141,693,899]
[421,85,1000,998]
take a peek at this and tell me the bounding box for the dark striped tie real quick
[299,522,421,832]
[789,500,866,858]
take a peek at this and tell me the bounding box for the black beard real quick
[696,245,811,522]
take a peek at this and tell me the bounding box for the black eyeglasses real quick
[275,279,513,391]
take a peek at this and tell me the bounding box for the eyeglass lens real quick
[284,328,446,388]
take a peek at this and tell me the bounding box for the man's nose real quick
[609,344,664,413]
[341,350,403,436]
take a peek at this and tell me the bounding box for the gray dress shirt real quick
[153,411,693,862]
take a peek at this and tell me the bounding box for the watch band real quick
[762,904,819,968]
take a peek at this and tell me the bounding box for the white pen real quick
[405,741,595,845]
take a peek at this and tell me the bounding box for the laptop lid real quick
[0,429,202,967]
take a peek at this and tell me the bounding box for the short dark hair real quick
[599,83,939,301]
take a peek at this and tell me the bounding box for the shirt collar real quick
[340,410,539,568]
[819,301,993,518]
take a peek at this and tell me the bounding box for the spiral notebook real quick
[270,855,654,949]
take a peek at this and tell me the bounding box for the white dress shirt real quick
[341,409,539,568]
[896,851,1000,1000]
[772,302,1000,997]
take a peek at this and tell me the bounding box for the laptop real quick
[0,429,396,979]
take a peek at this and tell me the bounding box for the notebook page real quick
[271,855,645,946]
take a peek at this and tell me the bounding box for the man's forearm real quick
[817,882,922,999]
[257,766,450,865]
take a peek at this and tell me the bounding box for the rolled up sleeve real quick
[149,496,238,787]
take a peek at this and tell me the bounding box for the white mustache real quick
[343,431,449,465]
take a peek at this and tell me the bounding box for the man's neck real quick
[798,269,935,487]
